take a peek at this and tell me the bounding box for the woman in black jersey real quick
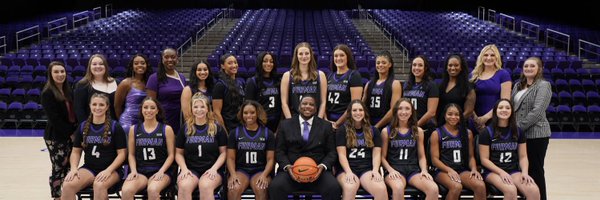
[280,42,328,119]
[381,99,438,200]
[362,51,402,129]
[176,93,228,200]
[479,99,540,200]
[181,60,215,122]
[245,52,281,132]
[226,100,275,200]
[214,54,245,132]
[403,55,439,137]
[437,54,475,126]
[121,97,175,200]
[336,100,387,200]
[430,104,485,200]
[61,93,127,200]
[326,44,363,129]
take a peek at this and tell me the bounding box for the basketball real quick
[291,157,319,183]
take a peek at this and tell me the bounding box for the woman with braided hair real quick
[61,93,127,200]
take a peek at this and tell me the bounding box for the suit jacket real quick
[276,115,337,171]
[511,80,552,139]
[40,89,77,141]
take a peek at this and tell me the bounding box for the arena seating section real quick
[0,8,599,134]
[0,9,221,128]
[370,9,600,132]
[206,9,374,79]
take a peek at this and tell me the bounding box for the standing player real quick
[381,99,439,200]
[326,44,363,129]
[479,99,540,200]
[226,100,276,200]
[213,53,245,132]
[362,51,402,129]
[121,97,175,200]
[176,93,227,200]
[403,56,438,137]
[280,42,328,119]
[61,93,127,200]
[245,52,281,132]
[430,104,486,200]
[336,100,387,200]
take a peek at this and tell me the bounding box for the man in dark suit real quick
[269,95,341,200]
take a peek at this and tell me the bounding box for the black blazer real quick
[40,89,76,141]
[276,115,337,171]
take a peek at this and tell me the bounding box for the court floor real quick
[0,137,598,199]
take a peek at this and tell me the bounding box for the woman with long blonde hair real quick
[175,93,227,200]
[470,44,512,132]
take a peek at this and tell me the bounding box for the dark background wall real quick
[1,0,598,30]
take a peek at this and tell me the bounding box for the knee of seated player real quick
[177,179,197,194]
[147,183,165,195]
[422,182,439,195]
[340,181,360,192]
[120,183,137,196]
[385,178,405,191]
[198,179,219,191]
[498,184,518,197]
[92,180,113,191]
[447,181,463,192]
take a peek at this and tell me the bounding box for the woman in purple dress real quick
[114,54,152,133]
[470,44,511,132]
[146,48,187,134]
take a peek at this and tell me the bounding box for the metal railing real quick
[73,11,90,28]
[487,9,497,24]
[546,29,570,53]
[0,36,6,55]
[365,10,410,71]
[520,20,540,40]
[178,37,193,70]
[47,17,68,37]
[498,13,515,31]
[16,25,40,51]
[578,39,600,61]
[477,6,486,21]
[105,4,113,17]
[92,7,102,20]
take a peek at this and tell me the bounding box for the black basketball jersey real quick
[246,77,281,120]
[336,126,382,170]
[227,126,276,169]
[191,86,212,102]
[175,124,228,170]
[214,78,245,130]
[326,70,362,120]
[437,127,464,171]
[403,80,439,120]
[134,123,168,168]
[289,71,322,115]
[366,79,393,124]
[386,126,419,167]
[73,120,127,171]
[480,126,525,172]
